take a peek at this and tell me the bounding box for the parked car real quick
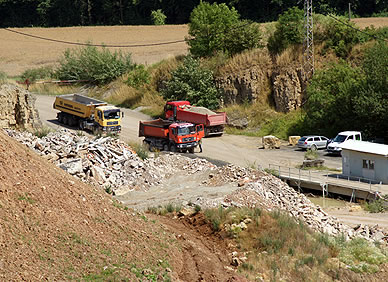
[327,131,362,154]
[297,135,329,150]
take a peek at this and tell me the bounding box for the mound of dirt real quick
[0,131,239,280]
[0,84,41,130]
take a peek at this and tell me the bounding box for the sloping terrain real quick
[0,130,240,280]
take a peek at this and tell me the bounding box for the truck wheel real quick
[163,144,169,151]
[188,147,194,154]
[63,115,69,125]
[170,145,177,152]
[58,114,63,124]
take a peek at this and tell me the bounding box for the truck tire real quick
[170,144,177,152]
[188,147,194,154]
[58,113,63,124]
[62,115,69,125]
[163,144,169,151]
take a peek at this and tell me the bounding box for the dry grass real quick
[218,49,272,76]
[351,17,388,29]
[275,45,303,67]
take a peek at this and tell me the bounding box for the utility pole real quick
[349,3,351,20]
[302,0,314,81]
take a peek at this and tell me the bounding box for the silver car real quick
[297,135,329,150]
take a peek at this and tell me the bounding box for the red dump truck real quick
[139,119,204,153]
[164,101,227,137]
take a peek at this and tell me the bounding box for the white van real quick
[327,131,362,154]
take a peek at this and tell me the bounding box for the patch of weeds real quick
[83,266,120,281]
[304,149,319,160]
[140,215,148,222]
[336,237,388,273]
[147,206,158,214]
[364,198,388,213]
[33,127,52,138]
[76,130,85,137]
[241,262,254,271]
[204,206,229,232]
[112,199,128,210]
[166,203,174,213]
[67,232,89,246]
[17,193,35,204]
[246,160,258,170]
[174,204,182,213]
[194,204,201,213]
[264,168,279,177]
[129,141,149,160]
[104,185,113,195]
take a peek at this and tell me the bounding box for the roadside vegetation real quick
[10,2,388,141]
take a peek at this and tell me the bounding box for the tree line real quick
[0,0,386,28]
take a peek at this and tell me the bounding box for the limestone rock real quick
[0,84,41,130]
[262,135,281,149]
[272,67,303,113]
[288,136,301,146]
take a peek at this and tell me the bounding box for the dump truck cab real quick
[168,122,204,151]
[164,101,191,120]
[93,105,122,133]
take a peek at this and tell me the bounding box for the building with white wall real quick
[341,140,388,184]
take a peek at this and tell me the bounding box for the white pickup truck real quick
[327,131,362,154]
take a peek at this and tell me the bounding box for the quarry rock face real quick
[271,67,303,113]
[0,84,41,129]
[216,67,271,105]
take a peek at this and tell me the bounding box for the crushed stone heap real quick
[4,129,215,194]
[0,84,41,129]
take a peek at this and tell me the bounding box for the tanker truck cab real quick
[93,105,122,133]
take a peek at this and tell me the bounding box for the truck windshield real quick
[177,126,195,136]
[104,110,120,120]
[333,134,346,143]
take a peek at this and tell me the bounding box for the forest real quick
[0,0,387,27]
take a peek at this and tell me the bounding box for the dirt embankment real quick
[0,130,241,280]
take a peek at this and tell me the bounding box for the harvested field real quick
[0,18,386,76]
[0,25,188,76]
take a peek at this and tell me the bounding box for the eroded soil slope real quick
[0,130,239,281]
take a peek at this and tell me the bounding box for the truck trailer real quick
[164,101,227,137]
[53,94,122,134]
[139,118,204,153]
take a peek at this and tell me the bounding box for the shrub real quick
[151,9,166,25]
[0,71,7,84]
[304,149,319,160]
[267,7,304,54]
[129,142,149,160]
[187,2,262,57]
[33,127,52,138]
[56,45,134,85]
[364,199,387,213]
[125,65,150,89]
[21,66,54,83]
[161,55,220,110]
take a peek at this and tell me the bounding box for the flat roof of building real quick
[341,140,388,157]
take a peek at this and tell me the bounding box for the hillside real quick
[0,130,240,280]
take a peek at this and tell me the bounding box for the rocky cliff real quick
[0,83,41,129]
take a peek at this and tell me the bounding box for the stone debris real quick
[4,129,215,194]
[5,128,388,243]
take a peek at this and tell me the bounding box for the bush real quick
[21,66,54,83]
[187,2,262,57]
[125,65,150,89]
[304,149,319,160]
[161,55,220,110]
[151,9,166,25]
[0,71,7,84]
[56,45,134,85]
[267,7,304,54]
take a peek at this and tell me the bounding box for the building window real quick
[363,159,375,170]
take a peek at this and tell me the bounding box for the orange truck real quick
[164,101,227,136]
[139,119,204,153]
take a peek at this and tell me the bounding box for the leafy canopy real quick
[161,55,220,110]
[187,2,262,57]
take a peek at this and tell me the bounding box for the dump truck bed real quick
[53,94,107,119]
[139,119,172,138]
[176,108,227,126]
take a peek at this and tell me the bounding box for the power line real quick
[2,27,186,47]
[327,14,388,43]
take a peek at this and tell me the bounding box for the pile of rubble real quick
[4,129,214,194]
[197,164,388,243]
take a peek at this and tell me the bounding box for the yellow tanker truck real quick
[53,94,123,134]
